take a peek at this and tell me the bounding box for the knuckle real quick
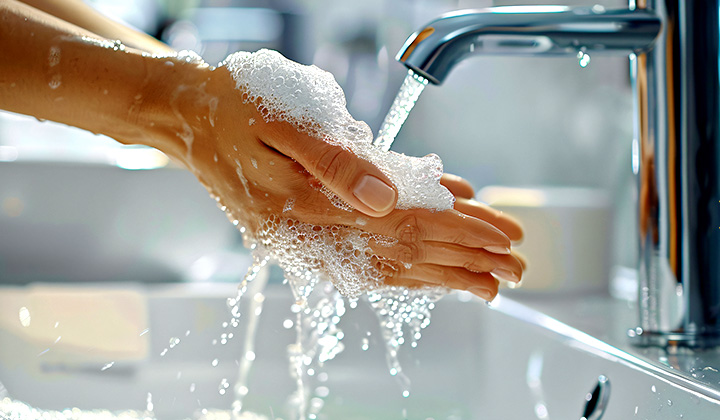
[395,214,423,243]
[398,242,426,264]
[314,146,345,183]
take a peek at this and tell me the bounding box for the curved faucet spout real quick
[397,6,661,84]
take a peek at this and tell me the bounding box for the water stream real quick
[374,70,429,152]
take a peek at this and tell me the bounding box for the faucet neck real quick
[397,6,661,84]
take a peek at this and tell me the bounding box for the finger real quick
[369,240,522,283]
[362,208,511,253]
[262,124,398,217]
[514,250,528,271]
[453,198,524,242]
[440,173,475,199]
[384,263,499,301]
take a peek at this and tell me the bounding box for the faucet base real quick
[630,330,720,349]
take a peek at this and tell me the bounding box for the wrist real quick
[128,54,237,165]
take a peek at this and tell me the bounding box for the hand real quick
[156,64,522,300]
[377,174,525,300]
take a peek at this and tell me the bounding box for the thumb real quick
[296,139,398,217]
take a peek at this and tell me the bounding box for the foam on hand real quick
[222,49,454,300]
[223,49,454,212]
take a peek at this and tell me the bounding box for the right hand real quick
[145,62,524,301]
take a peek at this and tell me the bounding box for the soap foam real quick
[223,49,454,212]
[255,215,395,298]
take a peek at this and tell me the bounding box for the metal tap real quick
[397,1,720,348]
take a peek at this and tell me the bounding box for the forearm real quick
[18,0,174,54]
[0,0,207,157]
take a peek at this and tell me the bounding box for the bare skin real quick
[0,0,524,300]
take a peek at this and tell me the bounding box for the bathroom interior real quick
[1,0,720,419]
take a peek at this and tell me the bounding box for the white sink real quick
[1,282,719,420]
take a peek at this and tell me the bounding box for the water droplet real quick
[402,390,410,398]
[189,383,196,393]
[315,386,330,398]
[218,378,230,395]
[577,50,591,68]
[160,348,168,356]
[112,40,125,51]
[48,74,62,89]
[101,362,114,371]
[169,337,180,348]
[211,358,219,367]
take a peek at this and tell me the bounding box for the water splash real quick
[230,257,269,419]
[367,286,446,398]
[374,70,429,152]
[285,281,347,420]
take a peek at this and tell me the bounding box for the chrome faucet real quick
[397,1,720,348]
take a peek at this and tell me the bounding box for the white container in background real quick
[478,186,612,294]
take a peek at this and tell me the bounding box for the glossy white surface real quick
[1,283,719,419]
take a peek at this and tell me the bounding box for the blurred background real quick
[0,0,637,294]
[0,2,648,417]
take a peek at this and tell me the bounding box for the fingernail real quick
[468,287,495,301]
[491,268,520,283]
[353,174,396,213]
[484,245,511,254]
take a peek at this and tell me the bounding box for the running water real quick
[373,70,429,152]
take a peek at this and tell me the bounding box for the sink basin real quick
[0,160,244,284]
[1,146,718,419]
[1,281,719,419]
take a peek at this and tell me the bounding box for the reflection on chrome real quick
[397,1,720,348]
